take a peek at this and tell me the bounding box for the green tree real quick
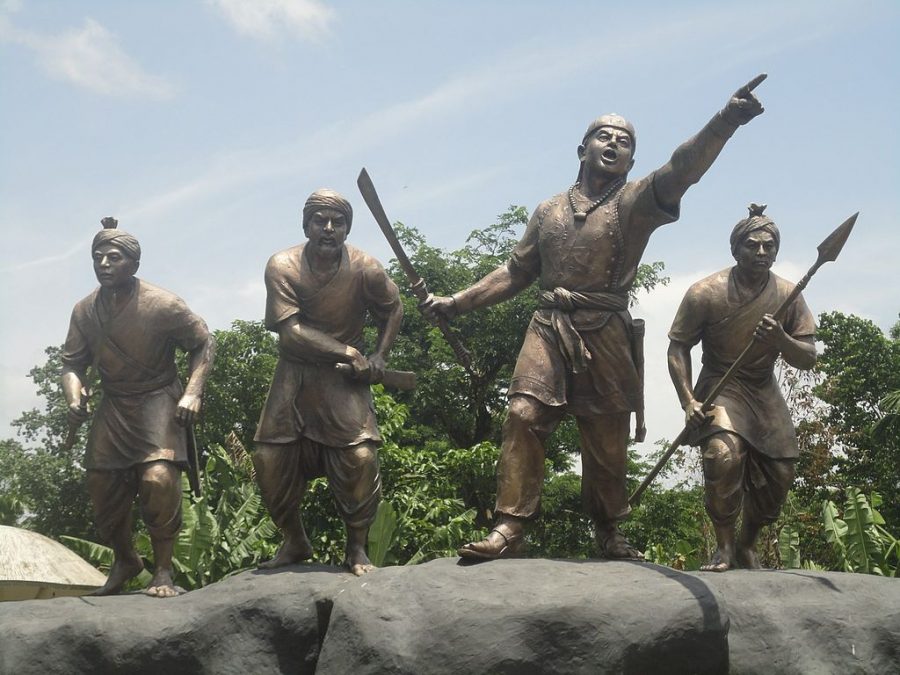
[382,206,668,552]
[3,205,672,575]
[812,313,900,523]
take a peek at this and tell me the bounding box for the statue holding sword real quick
[252,188,404,576]
[418,75,769,561]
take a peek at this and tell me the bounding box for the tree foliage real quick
[811,313,900,523]
[5,206,895,581]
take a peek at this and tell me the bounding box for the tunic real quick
[668,268,816,458]
[254,243,400,448]
[507,175,680,415]
[62,280,210,470]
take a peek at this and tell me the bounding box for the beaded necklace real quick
[567,178,624,223]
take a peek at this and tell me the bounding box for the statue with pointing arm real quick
[421,75,768,561]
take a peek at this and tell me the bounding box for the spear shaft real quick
[629,212,858,506]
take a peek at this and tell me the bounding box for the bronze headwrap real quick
[302,189,353,233]
[730,203,780,255]
[91,217,141,261]
[581,113,636,151]
[577,113,636,182]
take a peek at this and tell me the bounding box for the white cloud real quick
[5,0,846,269]
[207,0,335,42]
[0,16,175,100]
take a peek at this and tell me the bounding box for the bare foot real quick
[597,528,644,560]
[700,550,734,572]
[736,545,761,569]
[458,527,524,561]
[90,553,144,596]
[143,567,184,598]
[346,546,375,576]
[259,536,313,570]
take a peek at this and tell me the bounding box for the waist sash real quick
[537,288,629,373]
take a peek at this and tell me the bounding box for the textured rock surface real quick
[1,558,897,674]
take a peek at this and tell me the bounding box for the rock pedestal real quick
[1,558,897,674]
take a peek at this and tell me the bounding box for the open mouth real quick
[601,149,618,162]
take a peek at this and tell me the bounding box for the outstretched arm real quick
[421,206,541,321]
[654,74,766,210]
[420,262,534,321]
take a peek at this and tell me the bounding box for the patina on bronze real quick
[663,206,855,572]
[631,210,857,507]
[422,75,767,561]
[252,189,403,576]
[61,217,216,597]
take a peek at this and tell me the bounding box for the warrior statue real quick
[62,218,215,596]
[667,204,816,571]
[422,76,767,561]
[253,189,403,575]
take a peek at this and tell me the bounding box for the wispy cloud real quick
[11,238,87,271]
[0,15,176,99]
[9,1,847,269]
[207,0,335,43]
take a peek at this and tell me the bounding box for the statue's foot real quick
[597,528,644,560]
[700,550,734,572]
[90,553,144,596]
[736,545,761,569]
[259,536,313,570]
[458,528,524,561]
[345,546,375,577]
[143,567,184,598]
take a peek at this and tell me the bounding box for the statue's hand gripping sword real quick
[357,168,474,373]
[629,211,858,507]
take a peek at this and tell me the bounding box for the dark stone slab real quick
[700,569,900,674]
[316,558,728,674]
[1,558,897,674]
[0,564,349,675]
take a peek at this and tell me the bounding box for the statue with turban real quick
[420,75,769,562]
[667,203,817,571]
[61,217,216,596]
[253,188,402,576]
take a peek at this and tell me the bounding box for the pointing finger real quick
[736,73,767,97]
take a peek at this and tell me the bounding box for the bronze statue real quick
[61,218,216,597]
[253,189,403,576]
[422,75,767,561]
[667,205,817,571]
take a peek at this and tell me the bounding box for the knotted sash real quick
[538,288,629,373]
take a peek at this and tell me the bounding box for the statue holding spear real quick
[658,205,856,571]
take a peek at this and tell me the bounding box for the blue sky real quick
[1,0,897,455]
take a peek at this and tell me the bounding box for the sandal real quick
[458,527,525,561]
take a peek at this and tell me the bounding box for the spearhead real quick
[816,212,858,265]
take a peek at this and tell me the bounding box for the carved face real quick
[92,243,139,289]
[305,207,349,254]
[734,230,778,273]
[579,126,635,178]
